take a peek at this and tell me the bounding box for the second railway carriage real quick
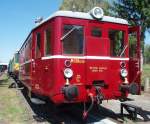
[0,63,7,73]
[18,7,141,115]
[8,51,19,79]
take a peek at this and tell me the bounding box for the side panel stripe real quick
[41,55,129,61]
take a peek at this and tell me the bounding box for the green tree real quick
[144,45,150,63]
[59,0,110,15]
[112,0,150,51]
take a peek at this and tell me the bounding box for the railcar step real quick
[30,98,46,104]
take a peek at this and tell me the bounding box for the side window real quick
[109,30,125,57]
[129,32,137,58]
[62,25,84,54]
[36,33,41,58]
[44,28,51,56]
[15,53,19,63]
[91,27,102,37]
[25,37,32,61]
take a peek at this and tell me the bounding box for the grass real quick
[0,73,29,124]
[142,64,150,85]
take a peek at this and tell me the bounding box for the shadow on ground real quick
[19,87,121,124]
[121,109,150,122]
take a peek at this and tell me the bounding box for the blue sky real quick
[0,0,62,63]
[0,0,150,63]
[145,31,150,45]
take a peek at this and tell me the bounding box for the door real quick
[86,23,108,85]
[128,26,141,94]
[31,32,42,93]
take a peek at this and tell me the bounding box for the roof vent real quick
[35,17,43,24]
[90,7,104,19]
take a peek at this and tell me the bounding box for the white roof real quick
[35,10,128,28]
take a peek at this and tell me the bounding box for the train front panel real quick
[19,9,141,105]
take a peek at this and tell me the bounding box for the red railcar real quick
[18,7,141,115]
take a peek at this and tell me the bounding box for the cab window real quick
[109,30,125,57]
[62,25,84,54]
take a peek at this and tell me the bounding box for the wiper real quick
[60,26,76,41]
[119,45,128,57]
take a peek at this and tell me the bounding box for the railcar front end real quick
[18,7,141,118]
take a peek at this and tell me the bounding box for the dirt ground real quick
[0,73,34,124]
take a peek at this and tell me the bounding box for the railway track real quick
[1,75,148,124]
[12,78,150,124]
[17,82,121,124]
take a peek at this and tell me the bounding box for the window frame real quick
[61,24,85,56]
[108,28,127,57]
[91,27,102,38]
[129,32,138,58]
[25,36,32,61]
[44,27,52,56]
[35,32,41,59]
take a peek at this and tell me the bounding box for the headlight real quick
[64,68,73,78]
[120,69,128,77]
[120,62,126,68]
[90,7,104,19]
[64,60,71,67]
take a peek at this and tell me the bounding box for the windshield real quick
[62,25,84,54]
[109,30,125,57]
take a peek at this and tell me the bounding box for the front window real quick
[62,25,84,54]
[109,30,125,57]
[91,27,102,37]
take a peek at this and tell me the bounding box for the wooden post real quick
[140,50,143,71]
[144,78,150,92]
